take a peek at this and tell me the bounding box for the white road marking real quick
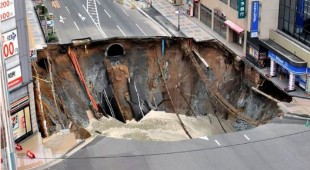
[82,4,107,38]
[117,25,126,37]
[121,8,129,16]
[104,9,111,18]
[136,24,147,36]
[59,15,66,23]
[65,6,71,14]
[215,140,221,146]
[199,136,209,141]
[73,21,80,31]
[78,13,86,21]
[96,0,101,5]
[244,134,250,141]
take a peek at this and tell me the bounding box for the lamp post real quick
[177,5,180,31]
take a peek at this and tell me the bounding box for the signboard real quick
[0,0,15,21]
[238,0,246,19]
[250,1,259,37]
[2,29,19,59]
[7,65,23,90]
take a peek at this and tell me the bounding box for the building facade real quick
[192,0,310,94]
[1,0,38,165]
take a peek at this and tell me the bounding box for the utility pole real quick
[0,20,16,170]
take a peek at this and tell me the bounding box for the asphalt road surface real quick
[43,117,310,170]
[45,0,168,44]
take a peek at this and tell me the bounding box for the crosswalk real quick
[52,0,60,8]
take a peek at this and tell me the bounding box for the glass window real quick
[200,5,212,27]
[214,14,226,38]
[278,0,310,46]
[220,0,228,4]
[230,0,238,10]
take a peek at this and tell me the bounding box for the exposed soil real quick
[33,38,290,140]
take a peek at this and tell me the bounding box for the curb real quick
[129,2,172,37]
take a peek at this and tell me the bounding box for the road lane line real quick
[96,0,101,5]
[104,9,111,18]
[136,24,147,36]
[65,6,71,14]
[244,134,250,140]
[215,140,221,146]
[73,21,80,31]
[82,4,107,38]
[121,8,129,16]
[117,25,126,37]
[199,136,209,141]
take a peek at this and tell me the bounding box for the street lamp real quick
[175,6,181,31]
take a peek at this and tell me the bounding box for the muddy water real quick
[86,111,235,141]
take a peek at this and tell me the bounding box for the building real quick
[191,0,310,94]
[1,0,38,167]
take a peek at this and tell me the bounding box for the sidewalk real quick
[151,0,214,42]
[25,0,46,50]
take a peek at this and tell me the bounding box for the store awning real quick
[224,20,244,34]
[260,39,307,74]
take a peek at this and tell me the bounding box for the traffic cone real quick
[15,143,23,151]
[26,150,36,159]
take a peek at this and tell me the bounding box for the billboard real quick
[250,1,259,38]
[0,0,15,21]
[7,65,23,90]
[2,29,19,59]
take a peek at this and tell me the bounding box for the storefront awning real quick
[224,20,244,34]
[260,39,307,74]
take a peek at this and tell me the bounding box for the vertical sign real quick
[296,0,305,33]
[2,29,19,59]
[238,0,246,19]
[251,1,259,37]
[7,65,23,90]
[0,0,15,21]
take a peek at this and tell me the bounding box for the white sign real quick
[2,29,19,59]
[7,65,22,90]
[0,0,15,21]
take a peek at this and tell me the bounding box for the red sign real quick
[2,29,19,59]
[7,65,22,89]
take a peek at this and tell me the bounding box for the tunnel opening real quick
[105,43,125,58]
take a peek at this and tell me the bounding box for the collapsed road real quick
[32,37,291,141]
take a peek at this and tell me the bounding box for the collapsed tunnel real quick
[33,38,289,140]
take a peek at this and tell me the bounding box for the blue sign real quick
[250,1,259,38]
[268,51,307,75]
[296,0,305,31]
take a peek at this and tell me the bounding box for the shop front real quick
[246,31,269,68]
[10,95,33,143]
[261,39,308,92]
[224,20,244,46]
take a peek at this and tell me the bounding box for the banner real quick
[296,0,305,32]
[238,0,246,19]
[250,1,259,37]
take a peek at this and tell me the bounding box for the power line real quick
[16,128,310,160]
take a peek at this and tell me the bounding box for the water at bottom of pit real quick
[86,110,237,141]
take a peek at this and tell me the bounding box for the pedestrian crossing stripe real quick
[52,0,60,8]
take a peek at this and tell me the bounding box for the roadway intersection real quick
[45,0,168,44]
